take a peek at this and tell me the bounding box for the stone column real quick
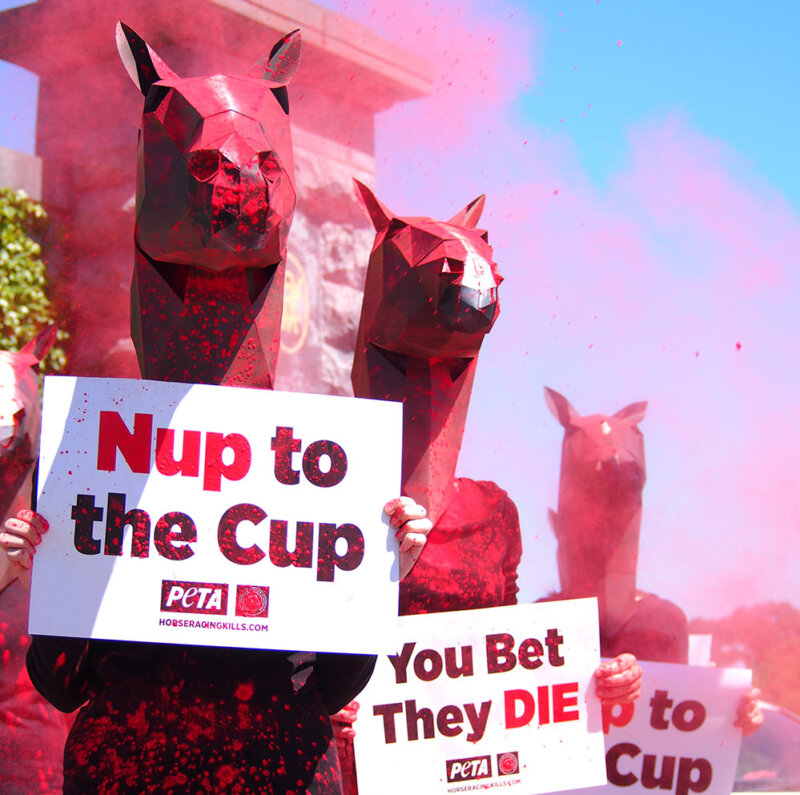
[0,0,431,395]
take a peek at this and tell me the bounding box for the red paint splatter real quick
[234,682,255,701]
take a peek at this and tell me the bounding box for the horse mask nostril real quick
[439,283,498,333]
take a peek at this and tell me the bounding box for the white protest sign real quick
[541,661,751,795]
[353,600,606,795]
[29,376,402,653]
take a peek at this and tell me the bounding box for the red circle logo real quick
[498,753,518,775]
[237,586,268,617]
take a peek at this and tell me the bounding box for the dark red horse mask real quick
[117,22,301,386]
[351,181,502,525]
[0,326,57,520]
[545,387,648,637]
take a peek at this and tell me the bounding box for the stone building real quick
[0,0,431,394]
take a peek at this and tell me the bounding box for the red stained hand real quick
[734,688,764,737]
[594,653,643,705]
[331,700,360,740]
[0,509,49,589]
[384,497,433,579]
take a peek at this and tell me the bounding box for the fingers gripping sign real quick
[384,497,432,580]
[734,687,764,737]
[331,699,360,740]
[594,652,643,706]
[0,509,49,589]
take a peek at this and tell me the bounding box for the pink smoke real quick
[332,0,800,619]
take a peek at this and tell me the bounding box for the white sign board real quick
[353,600,606,795]
[29,376,402,654]
[542,660,751,795]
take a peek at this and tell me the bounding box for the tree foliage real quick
[0,187,67,371]
[690,602,800,714]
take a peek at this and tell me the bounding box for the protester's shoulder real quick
[635,591,688,627]
[534,591,564,604]
[455,478,521,532]
[456,477,515,506]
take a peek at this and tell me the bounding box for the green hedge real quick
[0,187,67,371]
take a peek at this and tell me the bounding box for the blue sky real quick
[514,2,800,207]
[0,62,36,155]
[0,0,36,153]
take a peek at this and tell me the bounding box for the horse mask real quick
[351,181,502,525]
[545,386,647,637]
[117,22,301,386]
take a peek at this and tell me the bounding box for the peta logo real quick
[446,755,492,783]
[160,580,228,615]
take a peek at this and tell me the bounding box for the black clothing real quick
[28,636,375,794]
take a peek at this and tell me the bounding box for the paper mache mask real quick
[117,22,301,387]
[546,386,648,637]
[352,181,502,524]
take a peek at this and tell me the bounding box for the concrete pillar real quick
[0,0,431,394]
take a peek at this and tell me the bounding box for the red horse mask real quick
[351,181,502,525]
[117,22,301,386]
[545,386,648,637]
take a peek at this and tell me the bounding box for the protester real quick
[1,497,429,794]
[0,329,70,794]
[331,187,642,793]
[0,536,70,795]
[542,386,762,736]
[0,23,432,794]
[350,182,523,619]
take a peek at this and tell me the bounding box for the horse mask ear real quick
[614,401,648,426]
[353,179,393,232]
[247,29,302,84]
[116,21,179,96]
[19,324,58,364]
[247,29,302,113]
[544,386,580,428]
[448,195,485,228]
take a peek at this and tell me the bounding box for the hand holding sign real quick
[594,653,643,704]
[30,377,407,653]
[0,509,49,589]
[549,660,753,795]
[354,600,607,795]
[384,497,433,579]
[734,687,764,736]
[332,700,360,740]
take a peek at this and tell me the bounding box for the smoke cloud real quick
[331,0,800,619]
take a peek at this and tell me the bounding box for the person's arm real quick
[501,494,522,606]
[26,634,92,713]
[1,509,92,711]
[315,652,377,715]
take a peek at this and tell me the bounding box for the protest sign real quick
[541,660,751,795]
[353,599,606,795]
[28,376,402,653]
